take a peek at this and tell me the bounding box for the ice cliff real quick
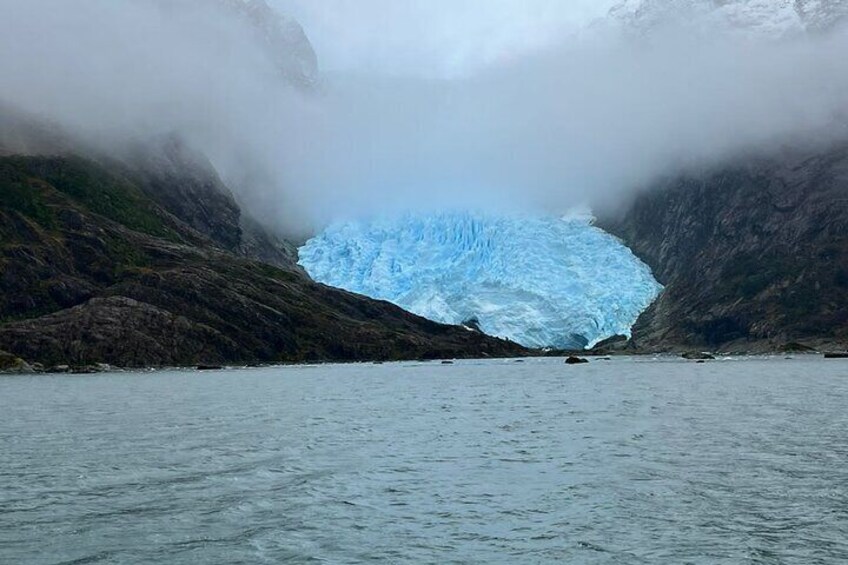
[299,213,662,349]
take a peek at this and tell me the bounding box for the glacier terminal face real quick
[298,212,662,349]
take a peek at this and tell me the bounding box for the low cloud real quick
[1,1,847,235]
[296,24,848,224]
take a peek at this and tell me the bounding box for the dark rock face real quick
[796,0,848,32]
[607,0,848,36]
[0,155,527,367]
[603,143,848,351]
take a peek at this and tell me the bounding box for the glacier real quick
[298,212,662,350]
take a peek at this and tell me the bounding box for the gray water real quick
[1,357,848,564]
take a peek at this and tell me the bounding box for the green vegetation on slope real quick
[0,160,56,229]
[1,156,177,240]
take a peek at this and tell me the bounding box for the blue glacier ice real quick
[298,212,662,349]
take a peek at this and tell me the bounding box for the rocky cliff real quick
[602,142,848,352]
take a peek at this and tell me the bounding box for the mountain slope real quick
[0,105,302,271]
[0,154,526,367]
[602,143,848,352]
[117,136,302,271]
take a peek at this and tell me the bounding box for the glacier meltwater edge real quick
[299,212,662,349]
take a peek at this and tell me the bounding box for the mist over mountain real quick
[222,0,318,87]
[2,0,847,235]
[0,0,320,235]
[272,0,615,77]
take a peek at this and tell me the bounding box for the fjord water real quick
[2,358,847,564]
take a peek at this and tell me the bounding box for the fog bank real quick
[1,1,847,234]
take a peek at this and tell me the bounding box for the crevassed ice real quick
[298,212,662,349]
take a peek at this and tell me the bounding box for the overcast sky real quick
[272,0,618,77]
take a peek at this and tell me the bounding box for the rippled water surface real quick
[2,357,848,564]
